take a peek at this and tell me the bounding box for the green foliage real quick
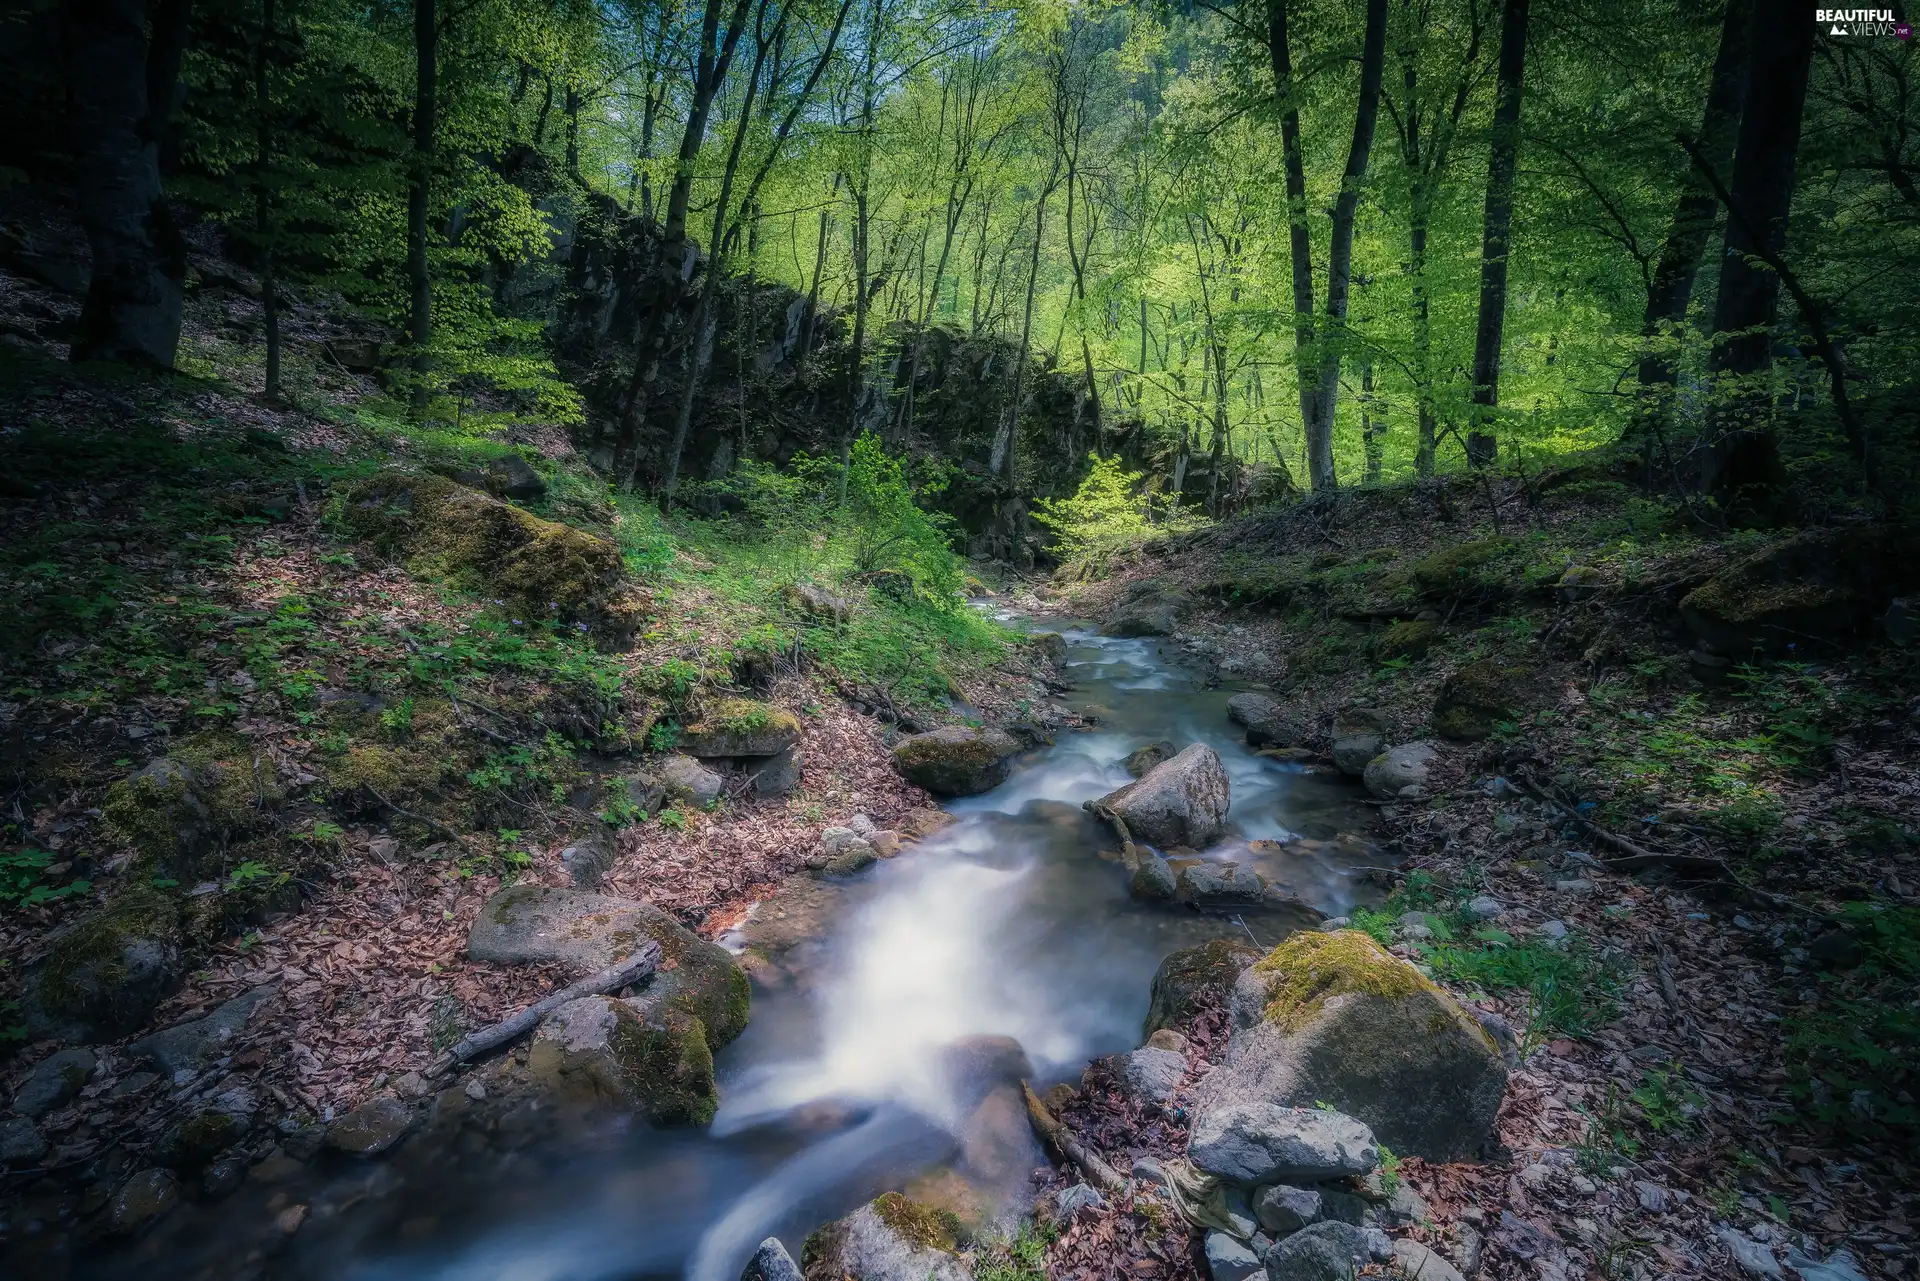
[1033,454,1168,560]
[974,1220,1057,1281]
[1786,902,1920,1133]
[647,721,682,753]
[0,850,94,909]
[656,805,690,833]
[1424,934,1624,1046]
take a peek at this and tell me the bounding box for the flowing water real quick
[79,619,1383,1281]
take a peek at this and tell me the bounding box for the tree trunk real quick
[1305,0,1389,491]
[1412,215,1437,475]
[1465,0,1530,467]
[66,0,192,367]
[1267,0,1317,454]
[993,164,1059,484]
[1361,363,1384,482]
[1697,0,1813,499]
[254,0,279,400]
[1626,0,1750,466]
[406,0,438,416]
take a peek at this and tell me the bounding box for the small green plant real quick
[0,850,93,908]
[648,721,681,753]
[600,792,648,827]
[1572,1083,1643,1174]
[226,860,289,890]
[1375,1143,1403,1195]
[974,1220,1058,1281]
[379,696,416,737]
[305,819,345,845]
[656,805,690,833]
[1631,1067,1704,1134]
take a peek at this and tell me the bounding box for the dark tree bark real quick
[254,0,279,400]
[1697,0,1814,499]
[406,0,438,415]
[1267,0,1317,464]
[1625,0,1750,465]
[1361,363,1384,481]
[65,0,193,367]
[1305,0,1389,491]
[1466,0,1530,467]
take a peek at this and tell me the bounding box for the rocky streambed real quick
[28,618,1430,1281]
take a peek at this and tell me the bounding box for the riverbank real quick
[1016,482,1918,1280]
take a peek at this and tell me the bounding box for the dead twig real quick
[364,784,466,844]
[425,942,663,1078]
[1023,1080,1127,1193]
[1511,774,1729,877]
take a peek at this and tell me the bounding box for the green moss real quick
[102,731,283,874]
[154,1109,246,1168]
[676,697,800,756]
[1412,538,1512,593]
[1432,661,1536,741]
[872,1192,960,1252]
[29,885,181,1039]
[1375,619,1438,660]
[614,1007,718,1126]
[335,470,645,637]
[1251,929,1435,1032]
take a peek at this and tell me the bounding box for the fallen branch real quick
[1511,775,1728,876]
[365,785,466,844]
[426,941,663,1078]
[1023,1080,1127,1193]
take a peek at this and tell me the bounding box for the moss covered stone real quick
[871,1192,959,1252]
[1431,660,1540,741]
[23,885,183,1042]
[335,470,647,641]
[1250,930,1433,1031]
[1374,618,1437,660]
[677,697,802,758]
[153,1109,247,1168]
[1412,538,1512,596]
[528,995,719,1126]
[1679,525,1920,655]
[102,732,284,876]
[890,726,1021,796]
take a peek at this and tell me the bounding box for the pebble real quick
[0,1116,50,1167]
[275,1203,310,1236]
[464,1078,488,1101]
[1570,1174,1597,1196]
[1554,878,1593,893]
[1204,1230,1263,1281]
[1539,920,1569,941]
[1465,895,1503,921]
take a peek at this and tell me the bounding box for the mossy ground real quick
[1251,929,1433,1031]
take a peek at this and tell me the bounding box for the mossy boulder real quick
[153,1108,248,1168]
[527,994,719,1126]
[102,732,284,876]
[1373,618,1437,660]
[21,886,183,1043]
[335,469,647,641]
[1411,538,1513,597]
[1194,930,1508,1162]
[1431,661,1541,741]
[677,697,802,758]
[1680,525,1920,655]
[890,727,1022,797]
[468,885,749,1048]
[802,1193,971,1281]
[1144,936,1262,1037]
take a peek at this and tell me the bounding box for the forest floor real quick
[1020,482,1919,1281]
[0,263,1064,1215]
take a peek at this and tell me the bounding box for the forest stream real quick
[80,615,1381,1281]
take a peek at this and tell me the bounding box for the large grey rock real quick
[1227,693,1305,748]
[528,994,719,1125]
[891,727,1022,797]
[1263,1222,1380,1281]
[782,581,853,622]
[0,1116,49,1166]
[745,745,805,797]
[659,754,723,806]
[12,1048,97,1117]
[1178,860,1267,908]
[805,1194,972,1281]
[1187,1102,1378,1184]
[1093,743,1230,849]
[1119,1046,1186,1106]
[679,698,803,758]
[1200,929,1508,1162]
[20,888,183,1043]
[485,454,547,500]
[1206,1230,1263,1281]
[742,1237,804,1281]
[1363,742,1437,800]
[1103,590,1184,638]
[323,1094,411,1156]
[129,985,275,1078]
[468,886,749,1047]
[1254,1184,1321,1235]
[1329,707,1387,777]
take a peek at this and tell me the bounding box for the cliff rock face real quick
[496,158,1101,563]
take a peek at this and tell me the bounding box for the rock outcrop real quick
[1226,693,1304,749]
[1143,937,1262,1036]
[19,886,183,1043]
[1328,707,1386,777]
[678,698,803,758]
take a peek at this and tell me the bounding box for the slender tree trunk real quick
[254,0,279,400]
[66,0,192,367]
[993,163,1060,483]
[1466,0,1531,467]
[406,0,438,417]
[1626,0,1750,467]
[803,206,831,354]
[1411,214,1437,474]
[1697,0,1812,499]
[1361,363,1384,481]
[1305,0,1389,491]
[1267,0,1317,447]
[564,83,583,185]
